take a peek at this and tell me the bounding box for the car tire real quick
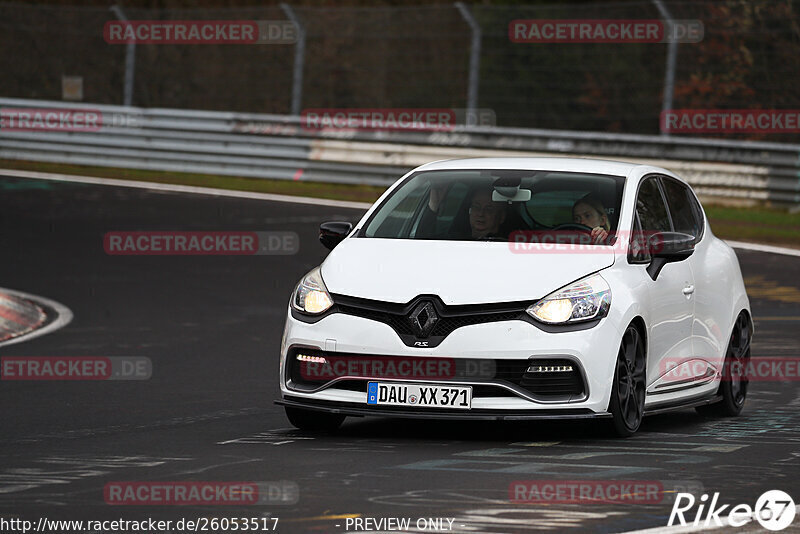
[695,312,751,417]
[609,324,646,437]
[285,406,345,432]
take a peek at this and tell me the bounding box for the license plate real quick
[366,382,472,409]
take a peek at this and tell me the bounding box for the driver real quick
[468,189,507,239]
[418,186,507,240]
[572,194,610,244]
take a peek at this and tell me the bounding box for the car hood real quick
[320,238,616,305]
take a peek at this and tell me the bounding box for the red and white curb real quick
[0,290,45,343]
[0,288,72,348]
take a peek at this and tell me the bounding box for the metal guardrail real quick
[1,98,798,204]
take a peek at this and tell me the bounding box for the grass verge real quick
[702,205,800,249]
[0,159,386,204]
[1,159,798,248]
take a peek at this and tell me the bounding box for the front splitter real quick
[276,396,612,421]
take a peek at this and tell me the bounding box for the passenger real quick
[419,185,507,240]
[572,194,611,244]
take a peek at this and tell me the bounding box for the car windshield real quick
[362,169,625,243]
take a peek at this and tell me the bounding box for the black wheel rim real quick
[616,327,646,430]
[726,314,751,406]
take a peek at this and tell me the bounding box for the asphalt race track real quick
[1,175,799,534]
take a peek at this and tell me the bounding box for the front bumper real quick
[278,307,624,416]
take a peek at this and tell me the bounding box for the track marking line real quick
[281,513,361,523]
[616,513,756,533]
[725,239,800,258]
[0,168,372,210]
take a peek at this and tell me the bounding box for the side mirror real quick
[319,221,353,250]
[646,231,695,280]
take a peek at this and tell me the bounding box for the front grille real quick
[429,312,523,337]
[335,305,415,335]
[286,349,586,401]
[333,293,530,347]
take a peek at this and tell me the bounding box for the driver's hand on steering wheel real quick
[590,226,609,244]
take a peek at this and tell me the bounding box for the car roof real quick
[416,157,648,176]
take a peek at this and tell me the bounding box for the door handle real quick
[682,285,695,295]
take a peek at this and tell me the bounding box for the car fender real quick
[595,264,649,408]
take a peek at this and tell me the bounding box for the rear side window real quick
[688,191,706,239]
[662,177,703,240]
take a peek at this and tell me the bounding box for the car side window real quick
[628,211,651,263]
[661,177,701,240]
[636,177,672,233]
[629,177,671,264]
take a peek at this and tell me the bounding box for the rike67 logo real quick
[669,490,795,531]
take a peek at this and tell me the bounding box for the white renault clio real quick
[277,158,752,436]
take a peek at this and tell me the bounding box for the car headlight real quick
[291,267,334,315]
[526,273,611,324]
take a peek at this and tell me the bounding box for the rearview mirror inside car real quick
[492,188,531,202]
[491,173,533,202]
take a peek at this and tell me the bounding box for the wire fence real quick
[0,1,798,138]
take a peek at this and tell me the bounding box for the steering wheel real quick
[551,223,593,233]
